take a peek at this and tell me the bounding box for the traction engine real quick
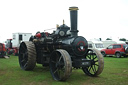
[18,7,104,81]
[0,43,6,58]
[5,39,18,56]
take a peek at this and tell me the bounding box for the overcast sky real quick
[0,0,128,42]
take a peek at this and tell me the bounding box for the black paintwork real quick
[30,7,89,68]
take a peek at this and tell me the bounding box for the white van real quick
[12,33,32,48]
[88,40,104,51]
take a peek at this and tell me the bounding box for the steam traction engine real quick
[18,7,104,81]
[0,43,6,58]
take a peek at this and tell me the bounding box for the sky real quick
[0,0,128,43]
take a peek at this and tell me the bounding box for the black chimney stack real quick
[69,6,79,36]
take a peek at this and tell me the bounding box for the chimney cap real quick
[69,7,79,11]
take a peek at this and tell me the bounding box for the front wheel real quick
[49,49,72,81]
[82,49,104,76]
[101,51,106,57]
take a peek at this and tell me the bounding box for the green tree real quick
[106,38,112,40]
[119,38,126,41]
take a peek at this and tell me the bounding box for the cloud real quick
[0,0,128,42]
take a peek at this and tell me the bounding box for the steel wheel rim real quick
[50,49,72,81]
[82,49,104,76]
[18,41,36,70]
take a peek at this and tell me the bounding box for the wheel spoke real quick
[88,66,91,71]
[21,59,26,63]
[54,68,58,74]
[21,45,26,50]
[82,49,104,76]
[91,66,95,73]
[92,54,95,59]
[24,63,27,67]
[87,55,91,59]
[93,56,97,59]
[58,55,62,62]
[93,65,96,73]
[50,49,72,81]
[94,60,98,62]
[95,64,99,66]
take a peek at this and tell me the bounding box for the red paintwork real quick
[13,47,18,54]
[6,39,19,55]
[101,44,127,55]
[45,32,49,37]
[0,43,6,51]
[35,33,41,38]
[0,43,6,57]
[77,41,85,51]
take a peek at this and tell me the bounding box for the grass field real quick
[0,56,128,85]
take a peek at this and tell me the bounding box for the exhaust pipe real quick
[69,7,79,36]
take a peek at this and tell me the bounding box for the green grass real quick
[0,56,128,85]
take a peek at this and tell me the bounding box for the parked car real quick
[101,44,128,58]
[102,40,125,48]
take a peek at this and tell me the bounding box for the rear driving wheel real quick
[82,49,104,76]
[18,41,36,70]
[50,49,72,81]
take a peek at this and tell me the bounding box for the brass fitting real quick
[69,7,79,11]
[56,24,59,28]
[63,20,65,24]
